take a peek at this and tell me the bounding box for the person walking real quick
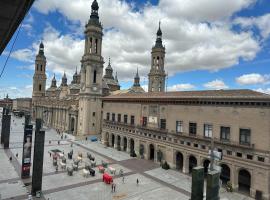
[113,183,116,192]
[136,178,139,186]
[122,176,125,183]
[111,183,114,192]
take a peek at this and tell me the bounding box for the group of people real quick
[111,178,140,193]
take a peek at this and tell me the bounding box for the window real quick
[226,150,232,155]
[160,119,166,129]
[93,70,97,83]
[189,122,197,135]
[247,155,253,160]
[236,152,242,157]
[258,157,265,162]
[117,114,121,122]
[220,126,230,141]
[124,115,128,124]
[89,37,92,53]
[39,84,42,91]
[112,113,115,122]
[106,112,110,120]
[204,124,212,138]
[201,145,206,149]
[239,128,251,145]
[95,39,98,53]
[92,112,95,117]
[130,115,135,125]
[176,121,183,133]
[142,117,147,127]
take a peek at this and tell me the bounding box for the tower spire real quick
[134,67,140,87]
[155,21,163,48]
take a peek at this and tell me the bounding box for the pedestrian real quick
[111,183,113,192]
[58,140,60,145]
[136,178,139,186]
[9,156,12,161]
[49,152,51,157]
[122,176,125,183]
[16,153,18,158]
[113,183,116,192]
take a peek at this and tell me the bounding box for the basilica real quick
[32,0,270,199]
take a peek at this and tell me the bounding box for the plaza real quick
[0,115,253,200]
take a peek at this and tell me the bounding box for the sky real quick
[0,0,270,98]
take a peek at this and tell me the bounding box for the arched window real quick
[93,70,97,83]
[157,56,160,64]
[40,65,42,71]
[39,84,42,91]
[89,37,92,53]
[36,64,39,71]
[95,39,98,53]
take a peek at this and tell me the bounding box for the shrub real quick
[162,161,170,170]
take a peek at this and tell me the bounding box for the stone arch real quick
[117,135,121,150]
[238,168,251,194]
[175,151,184,171]
[123,137,127,151]
[189,155,197,173]
[149,144,155,161]
[129,138,135,157]
[220,163,231,184]
[70,117,75,133]
[111,134,115,147]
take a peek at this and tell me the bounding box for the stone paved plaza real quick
[0,115,254,200]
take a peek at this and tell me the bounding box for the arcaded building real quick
[31,0,270,199]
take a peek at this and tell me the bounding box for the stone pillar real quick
[31,119,45,196]
[126,138,130,153]
[231,165,238,190]
[182,153,189,174]
[191,166,204,200]
[120,136,124,151]
[114,135,118,149]
[206,170,220,200]
[108,133,112,147]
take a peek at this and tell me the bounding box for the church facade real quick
[32,0,270,199]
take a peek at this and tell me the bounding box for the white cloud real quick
[256,88,270,95]
[11,49,34,62]
[167,83,195,91]
[204,79,228,89]
[234,13,270,40]
[0,85,33,99]
[16,0,257,83]
[236,73,270,85]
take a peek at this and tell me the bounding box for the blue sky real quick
[0,0,270,98]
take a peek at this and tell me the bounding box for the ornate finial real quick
[157,21,162,36]
[109,57,111,66]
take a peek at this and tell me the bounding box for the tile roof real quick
[103,89,270,100]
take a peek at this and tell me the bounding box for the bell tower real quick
[148,22,166,92]
[32,42,47,119]
[78,0,104,136]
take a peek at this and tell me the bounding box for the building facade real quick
[32,0,125,136]
[12,98,32,114]
[101,91,270,199]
